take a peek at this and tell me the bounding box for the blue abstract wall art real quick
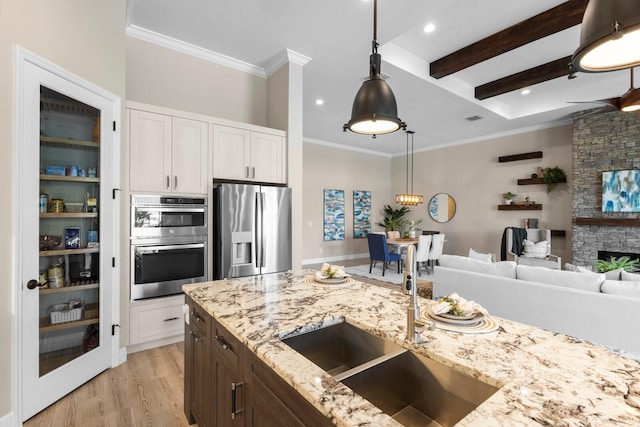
[353,190,371,238]
[323,189,345,241]
[602,169,640,212]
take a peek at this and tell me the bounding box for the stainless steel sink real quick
[281,322,405,377]
[341,350,499,427]
[281,322,500,427]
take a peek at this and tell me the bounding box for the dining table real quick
[386,237,419,251]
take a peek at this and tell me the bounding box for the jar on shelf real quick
[39,192,48,213]
[50,199,64,213]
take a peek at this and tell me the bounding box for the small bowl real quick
[40,235,61,251]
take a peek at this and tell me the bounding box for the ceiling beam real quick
[429,0,588,79]
[474,56,572,100]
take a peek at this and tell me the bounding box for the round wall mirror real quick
[428,193,456,223]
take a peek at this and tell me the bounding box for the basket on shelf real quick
[49,302,84,324]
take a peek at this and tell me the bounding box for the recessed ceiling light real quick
[423,23,436,33]
[521,89,531,95]
[315,99,324,105]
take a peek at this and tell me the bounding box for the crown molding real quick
[264,49,312,77]
[126,25,267,78]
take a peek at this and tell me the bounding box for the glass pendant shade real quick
[395,194,424,205]
[572,0,640,72]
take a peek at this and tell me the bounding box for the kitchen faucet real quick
[403,244,432,343]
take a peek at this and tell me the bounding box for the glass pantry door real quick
[18,55,117,421]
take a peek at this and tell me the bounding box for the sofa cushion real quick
[621,270,640,281]
[516,265,605,292]
[603,268,624,280]
[439,254,516,278]
[601,279,640,299]
[468,248,492,263]
[522,239,548,259]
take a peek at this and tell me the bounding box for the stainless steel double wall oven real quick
[130,195,207,300]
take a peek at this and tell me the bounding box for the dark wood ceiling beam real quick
[429,0,588,79]
[475,56,572,100]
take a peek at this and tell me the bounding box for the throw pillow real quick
[516,265,605,293]
[468,248,492,263]
[621,270,640,281]
[601,279,640,299]
[521,240,548,259]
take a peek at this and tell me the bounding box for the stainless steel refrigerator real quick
[212,183,292,279]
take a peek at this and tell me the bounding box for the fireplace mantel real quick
[573,217,640,226]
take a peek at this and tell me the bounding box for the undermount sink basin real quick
[281,322,500,427]
[341,350,499,427]
[281,322,404,377]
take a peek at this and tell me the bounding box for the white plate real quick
[438,312,477,321]
[315,277,348,284]
[422,307,484,326]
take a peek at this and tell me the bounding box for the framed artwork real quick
[602,170,640,212]
[323,189,345,241]
[353,190,371,238]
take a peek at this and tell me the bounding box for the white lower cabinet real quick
[129,294,185,349]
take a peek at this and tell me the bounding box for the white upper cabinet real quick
[213,124,286,184]
[129,110,208,194]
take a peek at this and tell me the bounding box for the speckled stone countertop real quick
[183,270,640,426]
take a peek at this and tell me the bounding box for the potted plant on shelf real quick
[501,191,516,205]
[542,166,566,193]
[376,204,410,233]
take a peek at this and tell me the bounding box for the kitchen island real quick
[183,270,640,426]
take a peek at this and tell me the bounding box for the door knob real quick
[27,279,45,290]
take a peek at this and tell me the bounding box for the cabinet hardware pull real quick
[174,175,178,189]
[245,166,249,178]
[191,311,203,323]
[164,317,179,322]
[190,331,203,342]
[231,382,243,419]
[166,175,170,190]
[26,279,45,290]
[251,167,255,179]
[215,335,229,350]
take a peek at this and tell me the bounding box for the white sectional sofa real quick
[433,254,640,355]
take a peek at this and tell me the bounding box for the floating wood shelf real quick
[517,177,567,185]
[498,151,543,163]
[550,230,566,237]
[498,204,542,210]
[573,217,640,226]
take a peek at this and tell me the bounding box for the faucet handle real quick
[405,275,412,291]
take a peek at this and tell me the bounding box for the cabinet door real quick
[129,110,172,192]
[191,328,214,427]
[212,125,251,180]
[216,355,244,427]
[171,117,208,194]
[250,132,286,184]
[129,295,184,345]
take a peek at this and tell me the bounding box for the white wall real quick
[302,142,392,263]
[1,0,126,419]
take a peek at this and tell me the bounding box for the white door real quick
[17,55,117,420]
[171,117,208,194]
[129,110,172,192]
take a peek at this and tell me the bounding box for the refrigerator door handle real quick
[255,192,265,268]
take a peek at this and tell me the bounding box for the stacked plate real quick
[421,305,499,334]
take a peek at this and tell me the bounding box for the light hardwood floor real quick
[24,343,191,427]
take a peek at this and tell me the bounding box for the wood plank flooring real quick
[24,343,192,427]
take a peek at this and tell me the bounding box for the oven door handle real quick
[134,207,206,214]
[133,243,205,254]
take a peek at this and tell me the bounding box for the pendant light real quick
[572,0,640,72]
[343,0,406,138]
[396,130,423,206]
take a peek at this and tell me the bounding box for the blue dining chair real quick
[367,233,401,276]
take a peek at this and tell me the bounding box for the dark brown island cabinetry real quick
[185,295,333,427]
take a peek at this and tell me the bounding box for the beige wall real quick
[390,125,574,263]
[1,0,126,419]
[302,142,392,262]
[302,126,573,265]
[126,37,268,127]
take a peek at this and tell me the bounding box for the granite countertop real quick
[183,270,640,426]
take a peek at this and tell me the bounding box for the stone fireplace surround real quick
[572,111,640,266]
